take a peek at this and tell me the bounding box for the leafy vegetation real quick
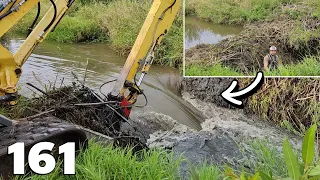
[185,0,320,25]
[224,124,320,180]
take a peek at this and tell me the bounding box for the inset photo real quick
[184,0,320,77]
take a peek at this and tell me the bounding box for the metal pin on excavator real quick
[0,0,181,177]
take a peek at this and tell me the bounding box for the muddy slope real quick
[142,78,303,178]
[144,92,302,178]
[182,78,233,108]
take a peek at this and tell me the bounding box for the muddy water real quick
[185,16,243,49]
[4,39,203,130]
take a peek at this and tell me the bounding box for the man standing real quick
[264,46,281,71]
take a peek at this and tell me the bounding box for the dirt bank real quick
[183,77,320,133]
[182,78,233,108]
[185,10,320,73]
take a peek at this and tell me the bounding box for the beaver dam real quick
[2,84,153,150]
[185,8,320,76]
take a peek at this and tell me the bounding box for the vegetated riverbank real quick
[9,0,183,68]
[185,0,320,76]
[183,78,320,134]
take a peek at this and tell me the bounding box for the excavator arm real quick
[0,0,75,104]
[0,0,181,114]
[0,0,181,177]
[108,0,181,117]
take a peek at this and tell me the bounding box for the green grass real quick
[17,141,183,180]
[185,63,244,76]
[10,0,183,67]
[18,136,314,180]
[12,140,277,180]
[185,56,320,76]
[189,163,222,180]
[264,56,320,76]
[186,0,304,24]
[242,140,288,176]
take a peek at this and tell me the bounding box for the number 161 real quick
[8,142,75,175]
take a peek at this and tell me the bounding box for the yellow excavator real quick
[0,0,181,177]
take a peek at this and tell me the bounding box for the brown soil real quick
[185,13,320,73]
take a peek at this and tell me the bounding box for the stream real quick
[185,16,243,49]
[3,38,203,130]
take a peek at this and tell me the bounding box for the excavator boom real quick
[0,0,75,104]
[108,0,181,117]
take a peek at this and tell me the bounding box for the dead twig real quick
[26,83,49,96]
[16,110,55,121]
[74,101,118,106]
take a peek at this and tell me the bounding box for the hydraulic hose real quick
[43,0,57,33]
[27,2,40,36]
[0,0,14,13]
[0,0,27,20]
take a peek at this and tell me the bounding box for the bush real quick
[186,0,299,24]
[225,124,320,180]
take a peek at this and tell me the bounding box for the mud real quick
[185,12,320,73]
[0,117,88,179]
[143,92,302,178]
[139,77,306,178]
[182,77,233,108]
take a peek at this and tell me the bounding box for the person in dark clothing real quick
[263,46,281,71]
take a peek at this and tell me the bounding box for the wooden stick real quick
[74,101,119,106]
[26,83,48,96]
[16,110,55,121]
[83,60,89,85]
[296,95,319,101]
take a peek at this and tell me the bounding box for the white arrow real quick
[221,72,264,106]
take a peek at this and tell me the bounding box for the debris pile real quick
[2,84,147,149]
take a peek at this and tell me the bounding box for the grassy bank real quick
[186,56,320,76]
[186,0,320,25]
[17,141,183,180]
[11,140,291,179]
[11,0,183,68]
[242,78,320,135]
